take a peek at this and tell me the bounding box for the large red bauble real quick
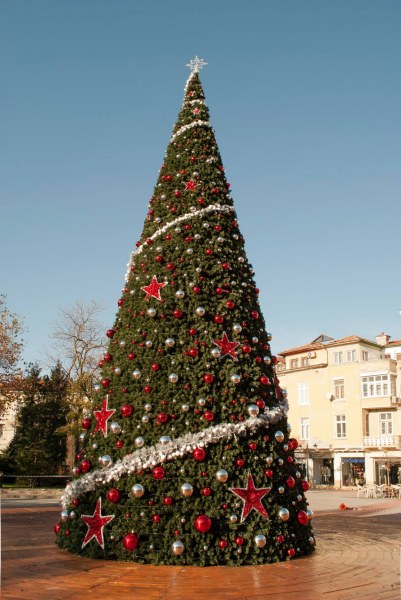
[219,539,228,548]
[202,487,211,496]
[65,529,71,536]
[188,348,198,358]
[256,399,265,409]
[260,375,269,386]
[72,498,80,507]
[166,262,175,271]
[54,524,61,534]
[173,309,183,319]
[222,262,230,270]
[155,255,163,263]
[107,488,121,504]
[203,373,214,384]
[205,248,213,256]
[80,459,92,473]
[193,286,201,294]
[288,548,296,557]
[151,363,160,371]
[289,438,299,450]
[286,476,295,488]
[277,534,285,543]
[225,300,235,309]
[193,447,206,461]
[118,298,124,307]
[106,329,115,338]
[242,344,251,354]
[251,311,259,319]
[123,533,139,551]
[163,496,173,505]
[116,440,124,449]
[189,328,198,336]
[195,515,212,533]
[216,287,224,295]
[236,458,245,467]
[249,442,257,451]
[265,469,273,478]
[235,536,244,546]
[81,418,91,430]
[301,480,310,491]
[213,315,224,324]
[204,411,215,422]
[152,514,161,523]
[157,412,169,424]
[121,404,133,417]
[101,378,111,388]
[143,385,152,394]
[153,466,165,480]
[98,360,104,368]
[297,510,309,526]
[128,352,136,361]
[104,353,112,362]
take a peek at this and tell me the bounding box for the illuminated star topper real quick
[186,56,208,73]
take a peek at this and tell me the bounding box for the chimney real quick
[375,332,391,346]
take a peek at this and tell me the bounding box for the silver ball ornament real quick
[144,403,152,412]
[169,373,179,383]
[211,348,221,358]
[159,435,172,446]
[247,404,259,417]
[216,469,229,482]
[275,431,285,443]
[172,541,184,556]
[132,370,141,380]
[165,338,175,347]
[114,367,122,375]
[181,483,193,497]
[181,404,189,412]
[135,436,145,448]
[278,507,290,521]
[147,308,157,318]
[230,514,238,523]
[142,415,149,424]
[232,324,242,333]
[61,510,69,522]
[110,421,121,434]
[175,290,185,299]
[254,534,266,548]
[132,484,145,498]
[263,356,271,365]
[196,306,206,316]
[231,374,241,384]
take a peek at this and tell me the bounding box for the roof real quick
[386,339,401,347]
[278,335,380,357]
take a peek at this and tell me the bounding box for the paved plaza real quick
[2,490,401,599]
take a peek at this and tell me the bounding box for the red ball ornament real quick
[173,309,183,319]
[121,404,133,417]
[260,375,269,386]
[241,344,251,354]
[151,363,160,371]
[104,353,112,362]
[225,300,235,309]
[152,514,161,523]
[80,459,92,473]
[216,287,224,295]
[288,548,296,557]
[219,539,228,548]
[286,476,296,488]
[202,487,211,496]
[195,515,212,533]
[277,534,285,543]
[152,466,165,480]
[157,412,169,424]
[203,373,214,384]
[116,440,124,449]
[123,533,139,551]
[101,378,111,388]
[301,480,310,492]
[251,310,259,319]
[118,298,124,307]
[298,510,309,526]
[98,360,104,368]
[213,315,224,324]
[222,262,230,270]
[143,385,152,394]
[107,488,121,504]
[265,469,273,478]
[54,524,61,534]
[189,328,198,336]
[72,498,80,507]
[289,438,299,450]
[256,399,265,409]
[204,411,215,422]
[287,456,294,463]
[163,496,173,506]
[155,255,163,263]
[193,286,201,294]
[128,352,136,361]
[205,248,213,256]
[236,458,245,467]
[193,447,206,461]
[106,329,115,339]
[235,536,244,546]
[65,529,71,536]
[81,418,91,430]
[166,262,175,271]
[188,348,198,358]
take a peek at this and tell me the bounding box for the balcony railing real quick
[363,435,401,448]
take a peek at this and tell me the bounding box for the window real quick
[347,350,356,362]
[334,352,343,364]
[298,382,309,405]
[290,359,299,369]
[362,350,370,361]
[379,412,393,435]
[361,375,389,398]
[335,415,346,438]
[300,417,310,440]
[301,357,309,367]
[334,379,345,400]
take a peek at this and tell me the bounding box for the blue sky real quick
[1,1,400,369]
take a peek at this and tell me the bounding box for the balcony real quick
[363,435,401,448]
[360,395,396,409]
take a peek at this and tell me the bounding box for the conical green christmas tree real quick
[56,58,315,566]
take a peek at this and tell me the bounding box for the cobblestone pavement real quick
[2,491,401,600]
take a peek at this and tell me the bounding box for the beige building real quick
[0,400,17,452]
[277,333,401,488]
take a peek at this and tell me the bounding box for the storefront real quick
[374,459,401,485]
[341,457,365,486]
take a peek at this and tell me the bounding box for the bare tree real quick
[49,299,107,469]
[0,295,25,412]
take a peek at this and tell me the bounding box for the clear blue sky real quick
[1,1,400,369]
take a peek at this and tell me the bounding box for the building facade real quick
[0,400,17,452]
[277,333,401,488]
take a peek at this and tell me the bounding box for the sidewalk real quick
[2,490,401,600]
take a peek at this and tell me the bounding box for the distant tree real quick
[48,300,106,468]
[6,363,68,481]
[0,295,25,412]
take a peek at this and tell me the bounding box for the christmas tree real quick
[55,57,315,566]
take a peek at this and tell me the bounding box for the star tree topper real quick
[141,275,167,301]
[186,56,207,73]
[93,396,116,437]
[213,331,240,360]
[230,472,271,522]
[81,497,115,549]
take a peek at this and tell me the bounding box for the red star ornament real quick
[93,396,116,437]
[141,275,167,301]
[230,472,271,522]
[184,179,197,191]
[81,497,115,549]
[213,331,240,360]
